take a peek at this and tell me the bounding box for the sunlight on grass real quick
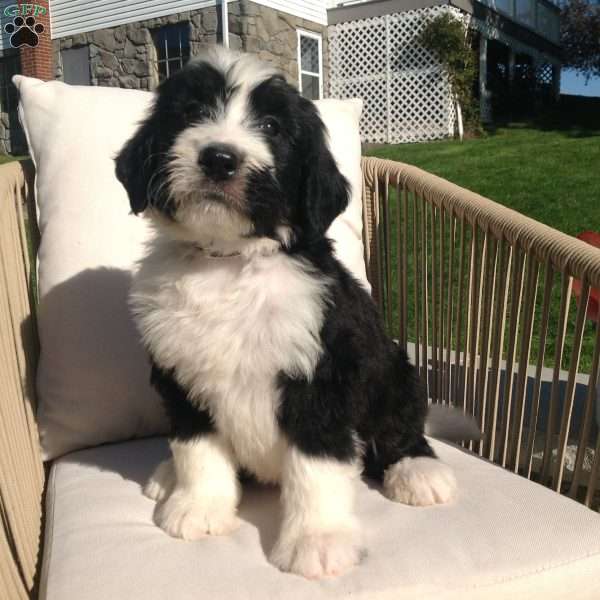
[366,126,600,237]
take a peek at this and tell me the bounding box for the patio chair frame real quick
[1,157,599,598]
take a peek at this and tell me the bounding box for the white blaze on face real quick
[169,97,274,184]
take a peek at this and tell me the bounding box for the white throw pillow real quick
[14,74,367,460]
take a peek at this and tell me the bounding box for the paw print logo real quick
[4,16,45,48]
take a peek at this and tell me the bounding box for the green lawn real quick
[0,154,24,165]
[366,125,600,237]
[365,123,600,374]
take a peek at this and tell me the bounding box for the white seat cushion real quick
[40,438,600,600]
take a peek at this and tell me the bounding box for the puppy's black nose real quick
[198,145,240,181]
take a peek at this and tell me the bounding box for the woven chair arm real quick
[360,155,600,510]
[0,159,43,598]
[361,156,600,287]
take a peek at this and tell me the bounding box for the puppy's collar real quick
[195,246,241,259]
[194,237,282,259]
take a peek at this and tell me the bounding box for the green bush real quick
[418,14,480,135]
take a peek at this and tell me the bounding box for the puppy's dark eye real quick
[258,117,280,137]
[184,102,211,122]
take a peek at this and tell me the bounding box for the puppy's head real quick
[115,47,349,249]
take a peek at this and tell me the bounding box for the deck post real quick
[552,64,561,101]
[508,48,515,83]
[219,0,229,47]
[479,35,490,122]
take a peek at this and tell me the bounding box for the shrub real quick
[418,13,480,135]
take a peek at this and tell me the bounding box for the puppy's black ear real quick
[114,118,157,215]
[300,100,350,239]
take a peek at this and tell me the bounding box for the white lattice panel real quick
[536,63,554,87]
[328,6,467,144]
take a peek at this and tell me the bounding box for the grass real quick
[365,111,600,374]
[0,154,25,165]
[365,125,600,238]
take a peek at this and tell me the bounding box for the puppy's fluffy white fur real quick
[131,238,331,484]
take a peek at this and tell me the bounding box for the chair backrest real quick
[361,156,600,511]
[0,159,43,599]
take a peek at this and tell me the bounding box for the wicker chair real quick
[1,157,600,598]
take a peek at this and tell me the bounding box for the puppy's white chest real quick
[132,246,329,481]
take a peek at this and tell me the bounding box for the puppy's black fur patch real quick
[151,364,214,442]
[278,239,433,478]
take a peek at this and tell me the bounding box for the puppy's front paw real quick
[270,529,362,579]
[155,490,240,540]
[384,456,457,506]
[144,459,175,502]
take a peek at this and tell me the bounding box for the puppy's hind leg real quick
[382,441,457,507]
[364,349,457,507]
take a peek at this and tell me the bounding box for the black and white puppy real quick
[115,47,456,579]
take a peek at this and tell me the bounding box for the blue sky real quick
[561,69,600,97]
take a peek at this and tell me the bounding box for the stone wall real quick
[0,51,27,155]
[0,109,28,154]
[230,1,328,91]
[52,0,328,93]
[0,111,11,154]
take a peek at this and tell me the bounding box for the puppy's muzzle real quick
[199,144,241,182]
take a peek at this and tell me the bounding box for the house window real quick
[297,30,323,100]
[61,47,91,85]
[152,23,190,83]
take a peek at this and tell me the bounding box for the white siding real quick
[51,0,218,39]
[50,0,328,40]
[256,1,327,24]
[325,0,365,6]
